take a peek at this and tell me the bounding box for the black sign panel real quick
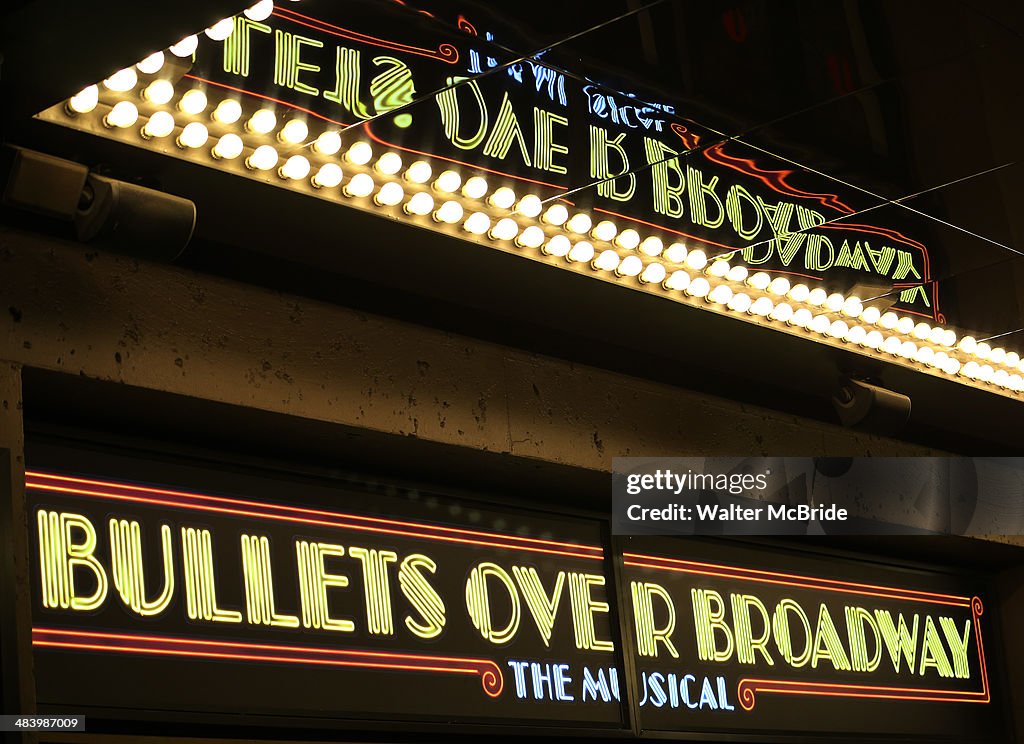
[26,448,624,730]
[621,536,1002,741]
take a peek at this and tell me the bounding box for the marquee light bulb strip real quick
[43,1,1024,401]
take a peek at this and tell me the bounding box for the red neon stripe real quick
[182,75,347,126]
[26,471,600,554]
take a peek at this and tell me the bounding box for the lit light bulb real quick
[403,191,434,215]
[542,203,569,226]
[684,249,707,271]
[916,346,935,365]
[462,176,488,199]
[664,242,687,263]
[246,144,279,170]
[489,218,518,241]
[279,119,309,145]
[592,220,617,242]
[958,336,977,353]
[247,108,277,134]
[345,141,373,165]
[212,133,244,160]
[142,79,174,104]
[434,200,463,224]
[769,303,793,323]
[375,181,405,206]
[489,186,516,210]
[728,293,752,313]
[178,89,208,115]
[212,99,242,124]
[169,35,199,58]
[858,306,880,325]
[141,110,175,139]
[614,228,640,250]
[639,236,664,257]
[640,263,666,284]
[961,361,980,379]
[726,265,748,283]
[810,315,830,334]
[942,329,957,347]
[842,297,863,318]
[618,255,644,277]
[544,235,571,257]
[899,341,918,359]
[864,330,884,349]
[879,312,899,330]
[787,283,810,302]
[1006,352,1021,368]
[103,67,138,92]
[896,316,915,335]
[594,250,621,272]
[975,342,992,360]
[566,213,593,234]
[911,322,930,341]
[1009,374,1022,390]
[515,195,542,218]
[828,320,849,338]
[404,160,432,184]
[279,155,310,180]
[136,51,165,75]
[807,288,828,306]
[343,172,375,198]
[104,101,139,128]
[792,308,813,328]
[664,271,691,291]
[375,152,403,175]
[747,272,771,290]
[708,285,734,305]
[516,226,545,249]
[176,121,208,148]
[979,365,994,383]
[205,18,236,41]
[568,241,596,263]
[311,163,343,188]
[750,297,774,317]
[67,85,99,114]
[994,369,1010,387]
[433,170,461,194]
[824,293,844,312]
[244,0,275,21]
[933,351,949,369]
[943,358,962,376]
[846,325,867,345]
[686,277,711,298]
[314,131,342,155]
[463,211,491,235]
[991,347,1007,364]
[768,277,790,296]
[883,336,902,355]
[707,260,730,278]
[927,327,946,346]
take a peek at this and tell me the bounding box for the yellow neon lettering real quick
[533,108,569,174]
[36,510,108,611]
[568,573,614,652]
[686,166,725,229]
[691,588,733,663]
[772,598,812,667]
[240,534,299,628]
[436,78,488,151]
[511,566,564,647]
[465,562,520,644]
[845,606,882,672]
[295,540,355,632]
[180,527,241,623]
[323,47,371,119]
[875,610,919,674]
[919,615,954,677]
[370,56,415,113]
[644,137,684,218]
[939,616,972,679]
[222,17,270,77]
[399,553,446,639]
[725,184,763,241]
[274,31,323,96]
[811,603,851,671]
[349,546,398,636]
[482,92,531,165]
[589,126,635,201]
[731,593,774,665]
[631,581,679,658]
[109,519,173,616]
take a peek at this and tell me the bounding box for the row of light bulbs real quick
[58,12,1024,398]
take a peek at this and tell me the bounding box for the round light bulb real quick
[343,172,375,198]
[279,155,310,180]
[566,213,592,235]
[728,293,753,313]
[810,314,831,334]
[404,160,432,184]
[709,285,734,305]
[942,329,957,347]
[994,369,1010,387]
[314,131,342,155]
[345,141,373,165]
[462,176,488,199]
[592,220,617,242]
[747,272,771,290]
[244,0,275,21]
[247,108,277,134]
[899,341,918,359]
[279,119,309,145]
[962,361,980,379]
[684,249,708,271]
[639,236,664,257]
[640,263,667,284]
[991,347,1007,364]
[141,110,175,139]
[544,235,571,258]
[828,320,849,338]
[896,316,915,335]
[860,306,882,325]
[665,271,691,291]
[842,297,863,318]
[912,322,931,341]
[246,144,278,170]
[933,351,949,369]
[568,241,596,263]
[433,170,461,194]
[726,265,748,283]
[515,195,542,218]
[515,226,545,249]
[542,203,569,226]
[686,277,711,298]
[212,133,244,160]
[883,336,902,355]
[136,51,165,75]
[943,358,962,376]
[594,250,621,272]
[879,312,899,330]
[169,35,199,58]
[792,308,813,328]
[807,288,828,306]
[864,330,884,349]
[205,18,236,41]
[104,101,139,128]
[788,283,810,302]
[404,191,434,215]
[434,200,463,224]
[958,336,977,354]
[463,211,491,235]
[664,242,687,263]
[975,342,992,360]
[614,228,641,250]
[824,293,844,312]
[769,303,794,323]
[846,325,867,345]
[490,218,518,241]
[142,79,174,104]
[375,181,405,206]
[311,163,343,188]
[748,297,773,317]
[176,121,208,148]
[979,364,994,383]
[768,277,791,296]
[916,346,935,365]
[212,99,242,124]
[489,187,516,210]
[707,260,730,278]
[103,67,138,92]
[67,85,99,114]
[375,152,403,176]
[928,327,947,346]
[1006,352,1021,368]
[178,89,208,115]
[618,255,644,277]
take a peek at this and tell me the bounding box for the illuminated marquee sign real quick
[27,463,624,728]
[35,0,1024,398]
[622,537,1000,741]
